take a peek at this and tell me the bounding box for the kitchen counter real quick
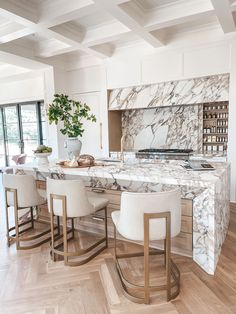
[15,160,230,275]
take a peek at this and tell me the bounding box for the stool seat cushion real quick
[88,197,109,212]
[47,178,109,218]
[3,174,47,208]
[112,190,181,242]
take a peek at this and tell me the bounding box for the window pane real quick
[0,140,5,166]
[5,106,18,123]
[41,121,47,140]
[24,140,38,157]
[22,123,38,140]
[7,139,20,156]
[21,104,37,122]
[5,123,19,139]
[0,118,3,140]
[41,104,46,122]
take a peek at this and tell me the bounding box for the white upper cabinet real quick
[72,92,103,158]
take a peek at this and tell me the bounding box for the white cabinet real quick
[72,92,103,158]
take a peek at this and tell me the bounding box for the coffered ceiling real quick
[0,0,236,67]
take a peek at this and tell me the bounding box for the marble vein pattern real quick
[16,160,230,275]
[109,74,229,110]
[121,105,203,151]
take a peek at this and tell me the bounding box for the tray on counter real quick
[56,161,95,168]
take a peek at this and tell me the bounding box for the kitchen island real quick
[15,160,230,275]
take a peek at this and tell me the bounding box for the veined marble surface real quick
[14,160,230,275]
[109,74,229,110]
[122,105,203,151]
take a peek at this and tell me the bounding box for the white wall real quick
[0,75,44,105]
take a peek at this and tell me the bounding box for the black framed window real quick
[0,101,45,166]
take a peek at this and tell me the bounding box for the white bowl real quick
[34,152,52,165]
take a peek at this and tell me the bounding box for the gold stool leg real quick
[166,213,171,301]
[144,215,150,304]
[13,190,20,250]
[57,216,60,235]
[105,207,108,248]
[71,218,75,239]
[50,200,55,262]
[30,207,34,229]
[62,196,68,265]
[5,190,10,247]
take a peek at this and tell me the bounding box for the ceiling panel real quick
[72,10,116,30]
[134,0,183,10]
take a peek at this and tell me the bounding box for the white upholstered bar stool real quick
[47,177,109,266]
[112,189,181,304]
[3,174,52,249]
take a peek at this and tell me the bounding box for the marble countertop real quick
[16,160,230,188]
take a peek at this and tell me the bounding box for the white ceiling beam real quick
[0,28,35,44]
[0,2,111,58]
[210,0,236,33]
[38,0,97,28]
[144,0,215,31]
[92,0,164,47]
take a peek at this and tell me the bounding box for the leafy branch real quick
[47,94,96,138]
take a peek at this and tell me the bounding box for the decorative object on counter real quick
[33,145,52,165]
[78,154,95,167]
[12,154,27,165]
[57,154,95,168]
[47,94,96,160]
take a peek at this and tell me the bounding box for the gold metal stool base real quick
[5,187,57,250]
[113,211,180,304]
[49,193,108,266]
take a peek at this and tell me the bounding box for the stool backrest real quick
[46,177,93,218]
[3,174,42,208]
[118,189,181,241]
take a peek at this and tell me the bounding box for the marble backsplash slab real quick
[122,105,203,151]
[109,74,229,110]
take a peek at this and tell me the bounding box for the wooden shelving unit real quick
[203,101,228,153]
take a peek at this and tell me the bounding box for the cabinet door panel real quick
[72,92,102,157]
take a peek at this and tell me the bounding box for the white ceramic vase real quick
[64,137,82,160]
[34,152,51,165]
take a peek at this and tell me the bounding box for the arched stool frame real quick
[49,193,108,266]
[114,211,180,304]
[5,187,58,249]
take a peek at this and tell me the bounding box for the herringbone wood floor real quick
[0,179,236,314]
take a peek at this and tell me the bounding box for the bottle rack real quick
[203,101,228,154]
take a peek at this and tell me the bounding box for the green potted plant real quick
[47,94,96,160]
